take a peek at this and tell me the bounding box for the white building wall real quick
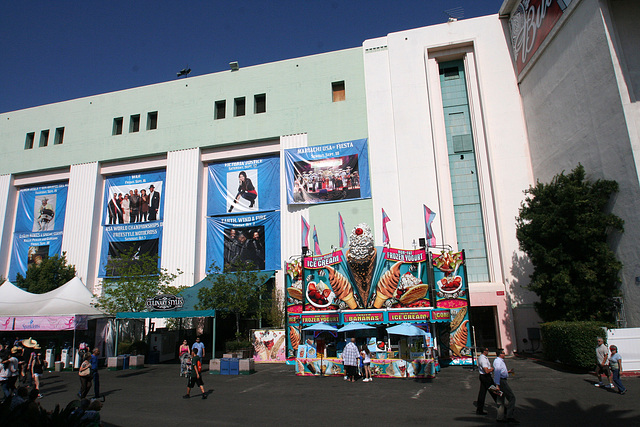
[0,174,15,279]
[363,15,535,351]
[61,162,101,285]
[162,148,201,286]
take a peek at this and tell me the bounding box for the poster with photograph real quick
[8,231,63,281]
[14,183,68,233]
[284,138,371,205]
[206,211,280,272]
[207,155,280,216]
[103,170,165,225]
[98,222,163,277]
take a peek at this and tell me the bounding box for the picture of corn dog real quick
[325,264,358,309]
[372,261,403,308]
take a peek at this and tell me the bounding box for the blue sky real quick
[0,1,504,114]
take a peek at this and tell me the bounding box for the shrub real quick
[225,340,252,352]
[117,341,132,355]
[130,340,148,356]
[541,321,614,369]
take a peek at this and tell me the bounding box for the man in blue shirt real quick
[90,348,100,399]
[493,349,518,424]
[192,337,205,359]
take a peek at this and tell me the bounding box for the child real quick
[361,346,372,382]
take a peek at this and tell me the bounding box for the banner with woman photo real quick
[284,138,371,205]
[103,170,165,225]
[206,211,280,272]
[207,155,280,216]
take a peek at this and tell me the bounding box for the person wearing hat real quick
[7,347,21,395]
[29,344,44,397]
[148,184,160,221]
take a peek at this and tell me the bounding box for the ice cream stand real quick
[286,223,473,377]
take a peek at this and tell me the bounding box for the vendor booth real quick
[0,277,108,369]
[285,223,473,378]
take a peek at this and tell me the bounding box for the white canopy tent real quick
[0,277,105,318]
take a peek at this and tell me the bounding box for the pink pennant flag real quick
[423,204,436,247]
[301,216,310,248]
[339,213,347,248]
[382,208,391,245]
[313,226,322,255]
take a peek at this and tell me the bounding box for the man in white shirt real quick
[493,349,518,424]
[594,337,613,388]
[476,347,497,415]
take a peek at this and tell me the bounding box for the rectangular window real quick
[24,132,35,150]
[39,130,49,147]
[215,100,226,119]
[234,97,246,117]
[54,127,65,145]
[113,117,123,135]
[147,111,158,130]
[332,81,345,102]
[130,114,140,133]
[254,94,266,114]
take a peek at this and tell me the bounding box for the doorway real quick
[469,306,499,351]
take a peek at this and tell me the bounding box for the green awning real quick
[115,270,275,320]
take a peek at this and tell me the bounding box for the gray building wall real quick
[517,0,640,326]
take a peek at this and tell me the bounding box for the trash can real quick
[54,361,64,372]
[121,354,130,370]
[221,358,230,375]
[229,358,239,375]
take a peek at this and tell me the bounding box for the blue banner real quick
[103,170,165,225]
[207,155,280,216]
[9,231,64,281]
[206,212,280,272]
[284,138,371,205]
[98,222,163,278]
[15,183,68,233]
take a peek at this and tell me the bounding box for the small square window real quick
[254,94,266,114]
[54,127,65,145]
[25,132,35,150]
[39,130,49,147]
[234,97,246,117]
[130,114,140,133]
[332,81,345,102]
[113,117,123,135]
[147,111,158,130]
[215,100,226,119]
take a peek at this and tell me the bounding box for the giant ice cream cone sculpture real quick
[346,223,377,307]
[325,265,358,309]
[373,261,403,308]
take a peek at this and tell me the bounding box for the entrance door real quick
[468,306,499,351]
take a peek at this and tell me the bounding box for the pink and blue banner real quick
[284,138,371,205]
[423,204,436,247]
[382,209,390,245]
[12,315,89,331]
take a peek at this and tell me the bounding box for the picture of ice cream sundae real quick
[346,223,377,307]
[397,272,428,305]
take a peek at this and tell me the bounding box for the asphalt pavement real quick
[29,356,640,426]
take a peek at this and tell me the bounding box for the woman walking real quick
[609,345,627,395]
[78,354,92,399]
[30,347,44,397]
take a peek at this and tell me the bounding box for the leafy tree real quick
[196,260,272,340]
[15,252,77,294]
[96,247,183,314]
[516,164,624,322]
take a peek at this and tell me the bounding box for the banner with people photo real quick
[284,138,371,205]
[14,183,68,233]
[432,251,472,365]
[206,211,280,272]
[98,222,163,277]
[9,230,64,281]
[103,170,165,226]
[207,155,280,216]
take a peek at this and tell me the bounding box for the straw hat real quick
[22,337,39,348]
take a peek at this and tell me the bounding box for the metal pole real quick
[212,315,216,360]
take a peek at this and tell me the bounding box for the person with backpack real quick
[183,348,207,399]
